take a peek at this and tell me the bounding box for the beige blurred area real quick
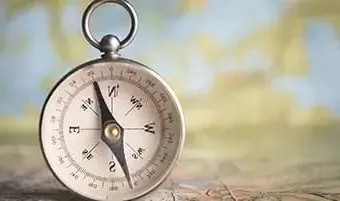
[1,0,340,200]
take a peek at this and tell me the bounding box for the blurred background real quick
[1,0,340,187]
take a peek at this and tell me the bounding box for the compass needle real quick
[93,81,134,190]
[39,0,184,200]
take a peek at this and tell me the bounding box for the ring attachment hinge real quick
[99,34,121,58]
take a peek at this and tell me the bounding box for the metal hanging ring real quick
[82,0,138,51]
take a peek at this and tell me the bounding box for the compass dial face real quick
[39,58,185,201]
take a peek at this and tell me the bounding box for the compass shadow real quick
[0,182,85,201]
[0,189,86,201]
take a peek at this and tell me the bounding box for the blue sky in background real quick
[272,19,340,116]
[0,6,57,115]
[1,0,340,117]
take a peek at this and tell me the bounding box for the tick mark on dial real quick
[124,128,144,131]
[125,105,137,116]
[111,97,113,114]
[160,108,167,113]
[152,161,158,167]
[65,90,72,97]
[161,145,167,150]
[75,167,80,174]
[61,154,70,159]
[162,127,170,131]
[145,168,151,174]
[81,128,100,131]
[110,68,113,79]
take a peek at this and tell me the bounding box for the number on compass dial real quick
[40,60,184,201]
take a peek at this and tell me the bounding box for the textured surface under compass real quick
[0,147,340,201]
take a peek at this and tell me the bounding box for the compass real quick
[39,1,185,200]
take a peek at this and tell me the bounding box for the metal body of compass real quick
[39,1,185,200]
